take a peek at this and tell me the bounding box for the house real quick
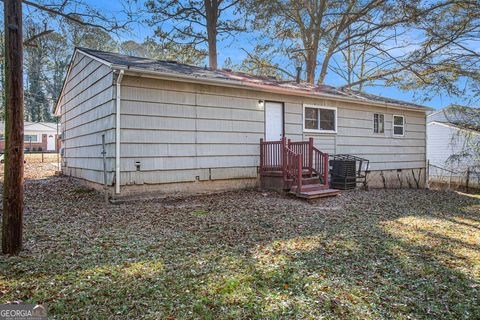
[427,106,479,186]
[54,48,431,197]
[0,121,60,153]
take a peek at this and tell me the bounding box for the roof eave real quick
[54,48,113,115]
[428,121,480,134]
[115,66,431,112]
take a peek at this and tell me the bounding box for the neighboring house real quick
[54,48,431,197]
[0,121,60,153]
[427,106,479,172]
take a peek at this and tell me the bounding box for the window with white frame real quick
[304,105,336,132]
[24,134,38,142]
[393,115,405,136]
[373,113,384,133]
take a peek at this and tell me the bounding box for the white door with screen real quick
[47,135,55,151]
[265,102,283,141]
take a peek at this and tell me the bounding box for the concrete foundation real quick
[365,168,426,189]
[65,175,260,200]
[63,167,426,202]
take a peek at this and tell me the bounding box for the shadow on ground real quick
[0,173,479,319]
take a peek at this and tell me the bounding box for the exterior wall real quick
[335,102,426,171]
[58,53,115,185]
[427,122,477,171]
[428,110,449,122]
[299,99,426,171]
[57,55,427,192]
[118,76,427,190]
[118,76,266,186]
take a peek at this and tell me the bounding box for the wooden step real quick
[302,177,321,185]
[291,188,340,199]
[290,183,328,192]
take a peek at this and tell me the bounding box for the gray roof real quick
[0,121,58,133]
[78,47,431,111]
[428,105,480,132]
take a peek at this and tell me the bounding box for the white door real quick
[47,135,55,151]
[265,102,283,141]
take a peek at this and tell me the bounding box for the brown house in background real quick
[0,121,60,153]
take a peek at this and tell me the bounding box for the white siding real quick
[59,60,428,188]
[119,77,267,185]
[298,99,426,170]
[427,122,477,172]
[119,76,427,185]
[334,103,426,170]
[58,53,115,184]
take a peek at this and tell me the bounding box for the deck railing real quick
[283,146,303,192]
[287,139,313,173]
[260,137,329,191]
[312,147,329,185]
[259,138,284,173]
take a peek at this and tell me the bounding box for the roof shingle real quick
[78,47,431,111]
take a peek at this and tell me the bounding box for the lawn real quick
[0,162,479,319]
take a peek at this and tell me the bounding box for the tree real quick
[228,45,287,78]
[3,0,24,255]
[242,0,406,84]
[119,38,208,65]
[387,1,480,104]
[44,32,70,109]
[24,22,51,122]
[441,105,480,167]
[0,26,5,121]
[2,0,134,255]
[240,0,480,102]
[145,0,245,69]
[60,17,118,51]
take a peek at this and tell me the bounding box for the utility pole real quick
[2,0,24,255]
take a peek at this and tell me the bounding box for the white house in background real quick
[0,121,60,153]
[54,47,431,197]
[427,106,479,172]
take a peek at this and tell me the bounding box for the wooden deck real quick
[260,137,339,199]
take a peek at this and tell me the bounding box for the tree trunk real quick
[305,52,317,84]
[2,0,24,255]
[317,49,335,85]
[205,0,218,70]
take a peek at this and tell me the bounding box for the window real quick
[0,134,4,141]
[393,115,405,136]
[304,105,337,132]
[373,113,384,133]
[24,135,38,142]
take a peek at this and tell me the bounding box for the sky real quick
[58,0,478,110]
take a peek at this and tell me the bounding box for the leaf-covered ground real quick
[0,161,479,319]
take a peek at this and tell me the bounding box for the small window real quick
[305,108,319,130]
[373,114,384,133]
[0,134,4,141]
[304,105,337,132]
[24,135,38,142]
[393,115,405,136]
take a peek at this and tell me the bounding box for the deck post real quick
[259,138,264,175]
[323,153,329,187]
[297,154,303,193]
[309,138,314,176]
[466,167,470,193]
[281,137,286,180]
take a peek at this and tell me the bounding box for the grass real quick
[192,209,210,215]
[0,163,479,319]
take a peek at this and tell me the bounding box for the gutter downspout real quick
[115,70,124,194]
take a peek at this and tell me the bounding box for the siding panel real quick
[59,53,115,184]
